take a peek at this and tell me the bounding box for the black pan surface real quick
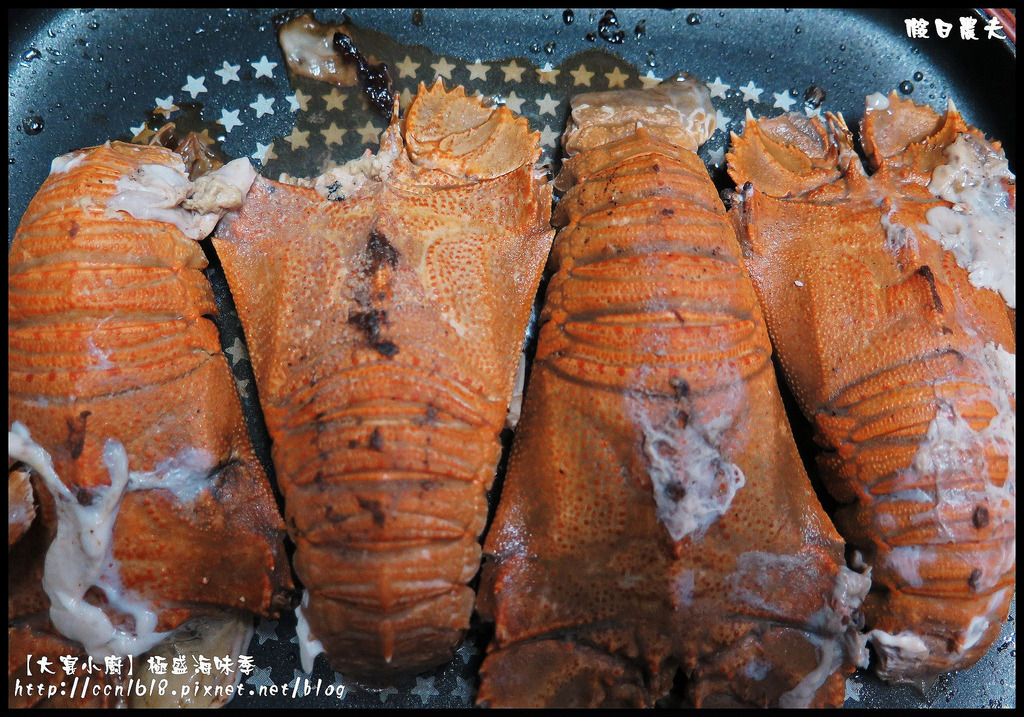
[8,8,1016,709]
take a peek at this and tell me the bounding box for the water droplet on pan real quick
[543,41,556,54]
[913,71,924,81]
[24,116,45,135]
[898,81,914,94]
[563,9,574,25]
[635,19,646,38]
[598,10,625,43]
[21,47,41,61]
[686,13,701,25]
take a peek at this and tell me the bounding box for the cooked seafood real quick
[727,93,1015,684]
[8,141,293,706]
[476,77,868,708]
[212,80,554,678]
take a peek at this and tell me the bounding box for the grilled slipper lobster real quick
[727,93,1015,684]
[212,80,554,678]
[8,141,293,707]
[475,77,869,708]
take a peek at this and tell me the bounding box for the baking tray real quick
[8,8,1016,709]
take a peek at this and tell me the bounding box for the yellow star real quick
[501,60,525,82]
[321,122,347,146]
[536,63,560,85]
[323,89,348,112]
[399,87,415,111]
[605,66,629,89]
[285,126,310,150]
[357,121,382,145]
[396,56,420,79]
[569,64,595,87]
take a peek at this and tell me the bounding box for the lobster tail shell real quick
[477,80,866,708]
[213,81,553,677]
[8,142,293,701]
[728,97,1015,683]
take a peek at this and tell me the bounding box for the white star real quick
[245,665,274,688]
[535,93,560,116]
[410,676,439,705]
[378,686,398,704]
[539,124,560,148]
[225,337,249,364]
[251,142,276,164]
[249,94,275,118]
[253,619,278,644]
[466,60,490,80]
[235,377,251,399]
[536,63,560,85]
[251,55,278,79]
[706,76,730,99]
[805,105,823,119]
[181,75,207,99]
[154,96,178,118]
[217,108,243,133]
[739,81,764,103]
[706,146,726,167]
[504,91,525,114]
[284,126,310,150]
[321,122,347,146]
[501,60,525,82]
[215,61,241,84]
[773,90,797,112]
[286,89,311,112]
[129,122,147,137]
[452,675,474,704]
[357,121,382,144]
[604,66,629,88]
[639,71,663,89]
[395,56,420,79]
[569,64,594,86]
[714,109,732,133]
[431,57,456,79]
[457,641,479,664]
[323,89,348,112]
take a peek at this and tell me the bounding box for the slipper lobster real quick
[8,141,293,707]
[727,93,1015,684]
[212,80,554,678]
[475,77,869,708]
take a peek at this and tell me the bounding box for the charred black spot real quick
[374,340,399,358]
[663,481,687,502]
[661,208,675,216]
[369,427,384,451]
[652,163,661,173]
[669,377,690,399]
[312,471,326,489]
[75,486,93,506]
[348,309,388,343]
[66,410,91,460]
[968,568,983,591]
[357,496,387,527]
[333,32,395,121]
[916,265,944,313]
[69,220,79,238]
[672,409,689,430]
[972,505,990,529]
[425,405,438,424]
[366,229,399,269]
[347,439,359,449]
[941,326,954,335]
[325,505,347,524]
